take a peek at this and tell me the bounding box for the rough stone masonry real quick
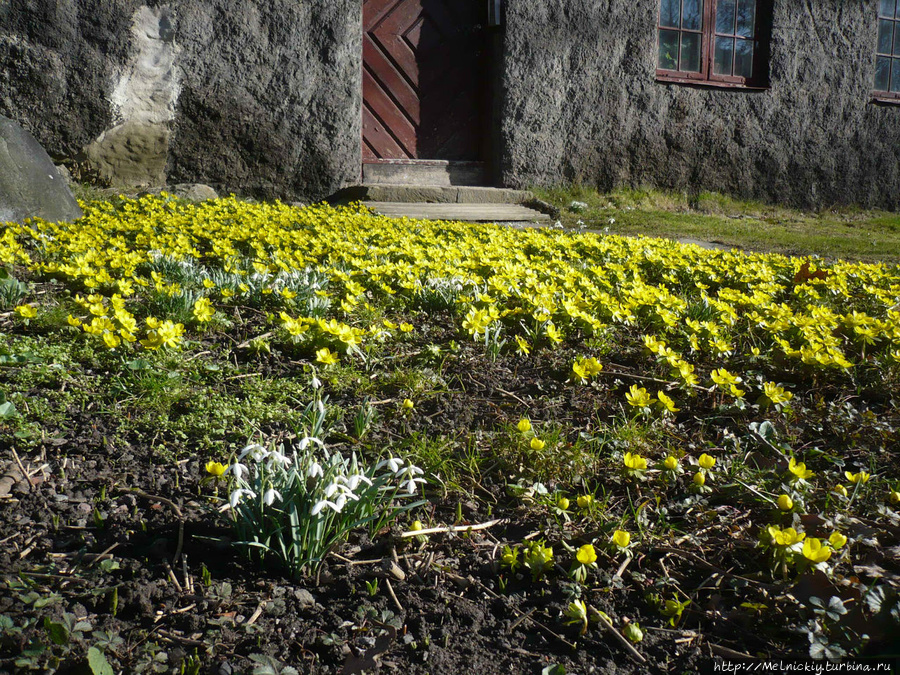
[2,0,899,208]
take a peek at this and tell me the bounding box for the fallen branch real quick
[596,612,648,665]
[10,447,33,492]
[399,518,506,538]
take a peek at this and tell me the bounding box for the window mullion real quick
[704,0,715,79]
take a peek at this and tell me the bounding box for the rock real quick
[0,115,82,223]
[171,183,218,201]
[293,589,315,606]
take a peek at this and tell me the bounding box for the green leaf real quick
[542,666,566,675]
[32,593,62,609]
[43,617,69,646]
[0,401,17,418]
[126,359,152,371]
[88,646,115,675]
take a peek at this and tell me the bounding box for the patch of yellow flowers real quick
[2,196,899,380]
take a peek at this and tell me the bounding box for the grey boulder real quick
[0,115,82,224]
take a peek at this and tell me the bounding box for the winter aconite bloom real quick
[402,398,415,410]
[833,484,849,498]
[612,530,631,549]
[14,304,36,319]
[777,494,793,511]
[692,472,706,487]
[801,538,832,564]
[205,461,227,477]
[787,457,814,484]
[557,496,570,511]
[576,544,598,565]
[626,384,651,409]
[663,456,679,471]
[656,391,679,414]
[829,532,848,549]
[192,297,215,322]
[517,418,532,433]
[316,347,339,365]
[530,437,546,451]
[767,526,806,548]
[623,452,648,472]
[698,454,716,470]
[577,494,593,510]
[844,470,871,484]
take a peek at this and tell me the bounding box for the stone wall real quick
[500,0,900,209]
[0,0,361,201]
[4,1,900,208]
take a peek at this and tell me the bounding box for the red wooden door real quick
[362,0,487,162]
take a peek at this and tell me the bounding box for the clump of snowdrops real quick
[222,398,427,576]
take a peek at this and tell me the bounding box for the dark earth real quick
[1,295,899,674]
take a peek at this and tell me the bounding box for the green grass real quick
[533,185,900,263]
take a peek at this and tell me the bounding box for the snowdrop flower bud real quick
[263,489,282,506]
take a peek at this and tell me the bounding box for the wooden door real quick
[362,0,487,162]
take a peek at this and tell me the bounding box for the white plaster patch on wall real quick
[110,6,181,125]
[85,5,180,187]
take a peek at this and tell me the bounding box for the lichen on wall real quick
[85,5,180,187]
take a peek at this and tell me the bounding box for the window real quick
[875,0,900,99]
[657,0,768,88]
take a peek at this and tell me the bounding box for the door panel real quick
[362,0,486,161]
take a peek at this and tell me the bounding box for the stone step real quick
[363,160,486,186]
[333,184,534,205]
[363,201,550,222]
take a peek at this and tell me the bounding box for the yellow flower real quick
[767,526,806,547]
[316,347,339,365]
[656,391,680,413]
[828,532,847,550]
[844,470,870,484]
[515,335,531,355]
[692,471,706,487]
[402,398,415,410]
[557,496,570,510]
[787,457,813,483]
[577,494,593,510]
[410,520,423,532]
[777,494,793,511]
[205,461,227,477]
[890,490,900,505]
[663,456,679,471]
[762,381,793,406]
[698,453,716,470]
[832,484,849,498]
[517,418,532,433]
[623,452,648,472]
[67,314,82,328]
[801,538,832,564]
[102,332,121,349]
[612,530,631,549]
[625,384,651,408]
[576,544,598,565]
[530,437,545,451]
[399,322,414,333]
[14,304,36,319]
[193,297,215,323]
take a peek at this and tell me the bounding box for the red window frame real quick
[656,0,769,89]
[874,0,900,102]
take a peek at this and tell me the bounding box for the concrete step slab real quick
[333,184,534,205]
[364,201,551,222]
[363,161,485,186]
